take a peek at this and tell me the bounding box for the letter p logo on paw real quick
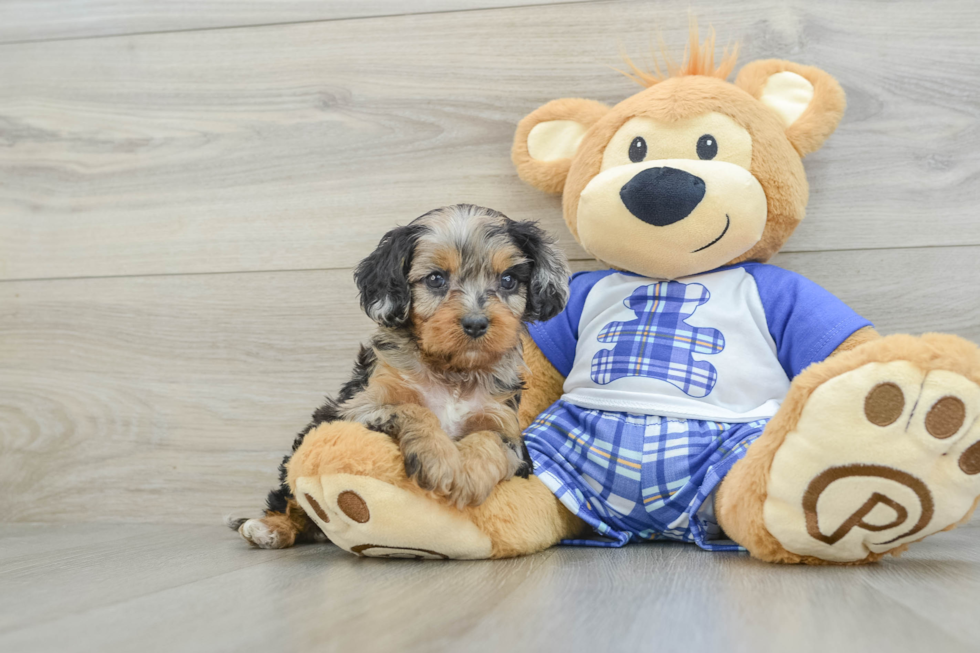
[802,464,934,547]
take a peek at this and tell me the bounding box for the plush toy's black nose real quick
[619,166,706,227]
[461,315,489,338]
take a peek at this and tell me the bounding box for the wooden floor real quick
[1,520,979,653]
[2,1,980,651]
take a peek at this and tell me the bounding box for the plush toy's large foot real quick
[285,422,491,559]
[294,473,493,559]
[286,421,585,559]
[719,334,980,564]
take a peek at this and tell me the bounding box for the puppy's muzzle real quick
[619,166,706,227]
[460,314,489,339]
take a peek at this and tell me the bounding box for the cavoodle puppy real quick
[231,204,570,549]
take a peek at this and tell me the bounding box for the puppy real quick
[231,204,570,549]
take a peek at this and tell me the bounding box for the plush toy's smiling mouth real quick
[691,214,730,253]
[575,161,767,279]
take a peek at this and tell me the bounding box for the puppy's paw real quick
[237,518,294,549]
[235,513,305,549]
[401,435,462,497]
[449,431,514,508]
[448,467,499,509]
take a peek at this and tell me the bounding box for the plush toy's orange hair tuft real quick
[619,19,739,87]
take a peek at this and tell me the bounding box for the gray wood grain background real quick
[1,0,978,527]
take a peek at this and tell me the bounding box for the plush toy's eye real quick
[425,272,447,289]
[628,136,647,163]
[697,134,718,160]
[500,273,517,291]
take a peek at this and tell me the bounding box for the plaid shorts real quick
[524,400,767,551]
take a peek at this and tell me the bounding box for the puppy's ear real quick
[735,60,845,157]
[354,224,424,327]
[506,220,570,322]
[513,98,610,194]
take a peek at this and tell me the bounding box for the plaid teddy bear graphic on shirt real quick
[590,281,725,397]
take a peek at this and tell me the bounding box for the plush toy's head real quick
[512,28,845,280]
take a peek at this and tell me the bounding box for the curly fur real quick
[233,204,569,546]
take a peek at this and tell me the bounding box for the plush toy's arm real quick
[829,326,881,355]
[518,333,567,431]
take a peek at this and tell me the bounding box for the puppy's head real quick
[354,204,569,369]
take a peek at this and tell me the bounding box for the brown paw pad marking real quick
[960,441,980,475]
[864,382,905,426]
[925,396,966,439]
[303,493,329,523]
[803,464,933,546]
[350,544,448,559]
[337,490,370,523]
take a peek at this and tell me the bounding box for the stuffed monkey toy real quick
[286,29,980,563]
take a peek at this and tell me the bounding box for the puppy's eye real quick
[628,136,647,163]
[425,272,447,289]
[500,273,518,291]
[697,134,717,160]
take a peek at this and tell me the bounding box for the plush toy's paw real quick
[293,473,493,559]
[765,353,980,562]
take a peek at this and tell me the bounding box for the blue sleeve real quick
[743,263,873,379]
[526,270,617,377]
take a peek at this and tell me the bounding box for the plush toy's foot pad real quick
[294,474,492,559]
[766,360,980,562]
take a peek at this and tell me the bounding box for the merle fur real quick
[263,345,378,514]
[256,209,559,523]
[515,440,533,479]
[353,222,427,328]
[262,217,426,516]
[502,219,569,323]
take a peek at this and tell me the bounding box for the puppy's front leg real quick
[449,431,515,508]
[449,410,530,508]
[233,495,323,549]
[392,404,462,497]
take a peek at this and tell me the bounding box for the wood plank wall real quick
[2,0,978,524]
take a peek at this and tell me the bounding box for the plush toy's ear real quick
[735,60,846,157]
[512,98,610,194]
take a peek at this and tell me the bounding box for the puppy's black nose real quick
[460,315,489,338]
[619,166,705,227]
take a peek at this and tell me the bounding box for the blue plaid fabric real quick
[525,400,767,551]
[591,281,725,397]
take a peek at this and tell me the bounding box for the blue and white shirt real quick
[528,263,872,423]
